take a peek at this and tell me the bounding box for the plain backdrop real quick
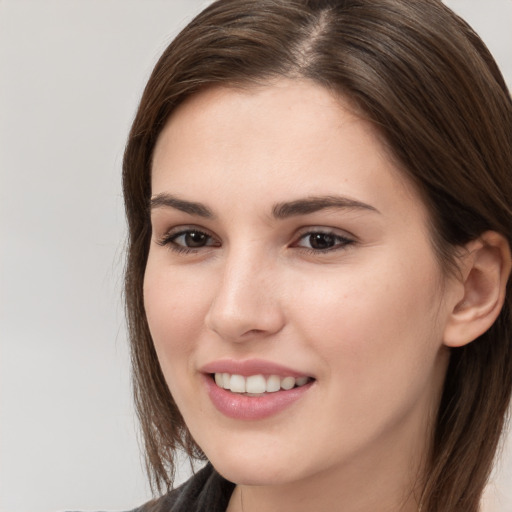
[1,1,511,511]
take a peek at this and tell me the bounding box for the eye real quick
[294,230,354,252]
[173,230,211,248]
[157,228,220,253]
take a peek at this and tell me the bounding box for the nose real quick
[205,249,285,343]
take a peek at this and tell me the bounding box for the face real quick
[144,80,457,489]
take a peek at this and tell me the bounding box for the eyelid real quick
[156,225,220,250]
[294,225,356,241]
[291,227,356,252]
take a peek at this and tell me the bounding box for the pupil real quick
[185,231,207,247]
[310,233,335,250]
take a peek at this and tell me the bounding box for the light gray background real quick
[1,1,511,511]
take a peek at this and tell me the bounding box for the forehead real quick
[151,79,423,220]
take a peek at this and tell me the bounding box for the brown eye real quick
[308,233,336,250]
[182,230,209,247]
[295,230,354,252]
[158,228,220,253]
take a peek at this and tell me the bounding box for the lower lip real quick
[203,374,314,420]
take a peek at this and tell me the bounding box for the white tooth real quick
[281,376,296,390]
[230,374,246,393]
[266,375,281,393]
[295,377,308,387]
[246,374,266,394]
[214,373,223,387]
[222,373,231,389]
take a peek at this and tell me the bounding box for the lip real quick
[200,359,315,420]
[200,358,311,378]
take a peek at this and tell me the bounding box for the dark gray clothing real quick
[131,464,235,512]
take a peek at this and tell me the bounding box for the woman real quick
[122,0,512,511]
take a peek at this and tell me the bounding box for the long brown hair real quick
[122,1,512,510]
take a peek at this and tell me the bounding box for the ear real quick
[443,231,511,348]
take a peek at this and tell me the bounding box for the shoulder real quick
[130,463,235,512]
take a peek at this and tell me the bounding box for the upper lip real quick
[200,358,312,378]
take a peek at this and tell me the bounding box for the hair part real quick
[123,1,512,509]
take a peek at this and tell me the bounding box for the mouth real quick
[212,372,313,396]
[200,360,316,420]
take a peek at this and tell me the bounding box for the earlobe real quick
[443,231,511,348]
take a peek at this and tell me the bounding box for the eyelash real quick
[293,230,355,254]
[157,228,219,254]
[156,227,355,255]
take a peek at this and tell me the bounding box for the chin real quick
[202,440,315,486]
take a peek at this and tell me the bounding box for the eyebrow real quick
[149,193,379,219]
[150,193,214,218]
[272,195,379,219]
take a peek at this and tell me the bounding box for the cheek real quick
[143,262,211,374]
[291,255,446,387]
[291,261,449,449]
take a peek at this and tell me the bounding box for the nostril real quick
[242,328,265,336]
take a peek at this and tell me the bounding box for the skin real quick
[144,79,465,512]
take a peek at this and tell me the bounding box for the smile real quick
[200,359,316,420]
[213,373,311,395]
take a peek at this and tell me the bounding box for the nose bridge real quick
[205,243,284,341]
